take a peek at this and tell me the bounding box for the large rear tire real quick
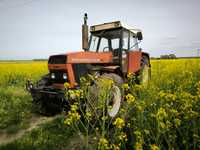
[138,56,151,86]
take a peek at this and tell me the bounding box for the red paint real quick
[127,51,142,73]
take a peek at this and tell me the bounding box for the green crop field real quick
[0,59,200,150]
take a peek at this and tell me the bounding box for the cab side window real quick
[111,38,120,49]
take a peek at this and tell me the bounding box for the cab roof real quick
[90,21,142,35]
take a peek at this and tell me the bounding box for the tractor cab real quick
[85,21,143,66]
[85,21,145,73]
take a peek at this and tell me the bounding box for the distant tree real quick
[160,54,176,59]
[33,59,48,61]
[160,55,170,59]
[169,54,176,59]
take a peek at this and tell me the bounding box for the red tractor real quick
[27,14,151,116]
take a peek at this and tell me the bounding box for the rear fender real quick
[141,52,151,67]
[127,51,150,74]
[127,51,142,74]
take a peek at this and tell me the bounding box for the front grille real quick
[50,71,68,83]
[48,55,67,64]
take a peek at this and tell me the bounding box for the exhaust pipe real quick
[82,13,89,51]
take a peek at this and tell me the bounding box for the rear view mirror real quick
[137,32,143,41]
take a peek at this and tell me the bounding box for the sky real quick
[0,0,200,60]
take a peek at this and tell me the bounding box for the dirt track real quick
[0,115,59,145]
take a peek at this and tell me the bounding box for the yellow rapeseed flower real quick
[118,132,128,141]
[111,144,120,150]
[156,108,168,121]
[135,142,143,150]
[64,82,70,88]
[126,93,135,104]
[71,104,78,112]
[150,144,159,150]
[64,111,81,126]
[98,137,109,150]
[122,83,129,91]
[159,122,166,129]
[127,73,134,79]
[113,117,125,129]
[174,118,181,127]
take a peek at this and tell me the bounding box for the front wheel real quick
[88,73,123,118]
[101,73,123,117]
[32,94,63,116]
[107,84,121,117]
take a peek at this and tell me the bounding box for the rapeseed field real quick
[0,59,199,149]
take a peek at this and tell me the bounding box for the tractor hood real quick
[48,51,113,70]
[48,51,113,88]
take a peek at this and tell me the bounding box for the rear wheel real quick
[138,56,151,86]
[107,84,121,117]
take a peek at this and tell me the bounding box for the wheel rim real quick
[107,85,121,117]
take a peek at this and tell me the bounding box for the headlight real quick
[63,73,67,80]
[51,73,55,79]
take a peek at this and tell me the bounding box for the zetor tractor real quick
[26,14,151,116]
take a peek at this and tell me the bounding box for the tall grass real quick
[0,61,47,131]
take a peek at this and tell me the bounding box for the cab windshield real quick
[89,29,139,52]
[89,29,121,52]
